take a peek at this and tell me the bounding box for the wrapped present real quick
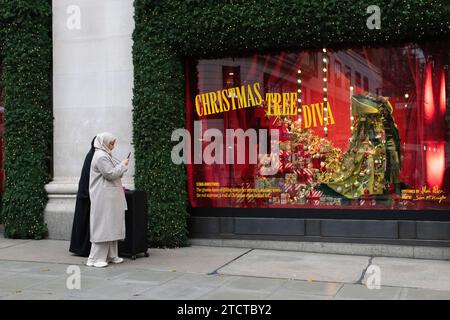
[255,178,266,189]
[308,199,321,206]
[302,168,316,186]
[276,178,285,192]
[258,153,282,176]
[359,199,376,206]
[333,198,342,206]
[283,161,294,173]
[307,189,323,200]
[284,183,294,194]
[285,173,297,184]
[272,196,280,204]
[319,196,341,206]
[242,182,256,204]
[280,193,288,204]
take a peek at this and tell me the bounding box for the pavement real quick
[0,236,450,300]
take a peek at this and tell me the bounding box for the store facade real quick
[1,1,450,251]
[186,42,450,246]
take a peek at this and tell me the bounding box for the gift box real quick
[280,193,288,204]
[285,173,297,184]
[255,178,266,189]
[307,189,323,200]
[359,199,376,206]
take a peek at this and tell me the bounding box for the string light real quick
[322,48,328,136]
[350,84,354,132]
[297,68,302,126]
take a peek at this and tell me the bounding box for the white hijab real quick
[94,132,116,156]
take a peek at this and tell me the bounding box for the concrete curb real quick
[190,238,450,261]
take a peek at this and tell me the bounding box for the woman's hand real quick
[122,159,129,166]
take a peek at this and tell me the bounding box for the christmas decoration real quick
[131,0,449,245]
[255,115,342,205]
[320,94,402,199]
[322,48,329,136]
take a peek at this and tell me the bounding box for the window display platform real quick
[188,207,450,247]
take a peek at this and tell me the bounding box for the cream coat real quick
[89,149,128,243]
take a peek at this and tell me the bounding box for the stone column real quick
[46,0,135,240]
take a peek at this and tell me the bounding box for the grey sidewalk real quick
[0,236,450,300]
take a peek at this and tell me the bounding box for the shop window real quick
[185,42,450,211]
[222,66,240,88]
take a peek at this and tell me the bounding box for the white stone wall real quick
[46,0,135,239]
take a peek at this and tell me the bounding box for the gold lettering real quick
[253,82,262,105]
[195,95,203,117]
[201,94,211,115]
[290,92,297,115]
[235,86,248,109]
[273,93,281,115]
[303,104,312,128]
[221,90,230,111]
[247,84,256,107]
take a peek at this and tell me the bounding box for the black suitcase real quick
[118,190,149,259]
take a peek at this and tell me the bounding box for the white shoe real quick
[86,259,94,267]
[93,261,108,268]
[108,257,124,264]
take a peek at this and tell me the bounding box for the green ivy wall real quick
[132,0,449,247]
[0,0,52,238]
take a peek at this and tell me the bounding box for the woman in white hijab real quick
[87,132,129,267]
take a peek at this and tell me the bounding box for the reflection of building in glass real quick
[192,44,449,197]
[196,48,382,150]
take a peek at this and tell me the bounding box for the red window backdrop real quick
[185,41,449,211]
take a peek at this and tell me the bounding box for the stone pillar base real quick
[44,177,134,240]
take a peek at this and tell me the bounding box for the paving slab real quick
[0,240,84,265]
[25,262,79,277]
[133,281,216,300]
[268,289,334,300]
[165,273,235,289]
[370,257,450,291]
[199,288,271,300]
[0,273,59,291]
[0,237,32,249]
[334,284,402,300]
[129,246,250,274]
[399,287,450,300]
[280,279,342,296]
[1,289,67,300]
[0,241,249,275]
[112,269,182,285]
[81,264,134,280]
[0,270,17,280]
[220,276,285,293]
[68,281,154,300]
[28,275,110,293]
[218,249,369,283]
[0,260,50,273]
